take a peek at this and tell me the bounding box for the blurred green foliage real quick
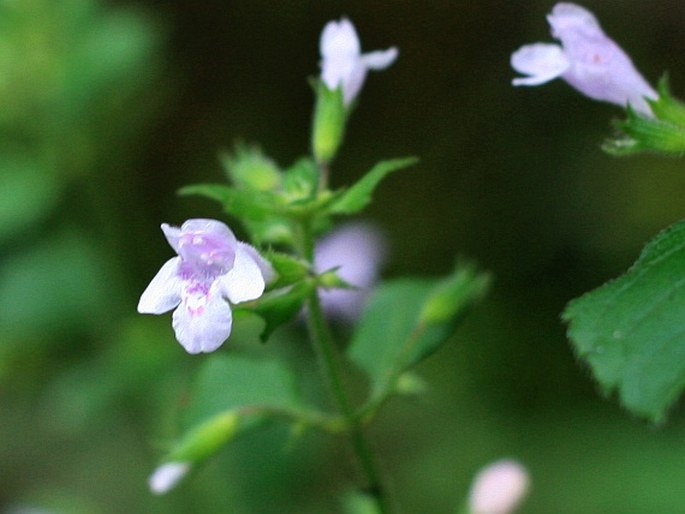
[4,1,685,513]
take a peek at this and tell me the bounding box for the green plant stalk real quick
[300,218,393,514]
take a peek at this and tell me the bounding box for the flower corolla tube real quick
[320,17,398,106]
[137,219,273,354]
[511,2,656,115]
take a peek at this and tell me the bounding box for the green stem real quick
[306,289,392,513]
[300,219,393,513]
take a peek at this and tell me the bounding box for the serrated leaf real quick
[329,157,418,215]
[564,219,685,423]
[179,183,283,221]
[219,144,282,192]
[283,158,318,201]
[348,265,489,402]
[267,251,311,289]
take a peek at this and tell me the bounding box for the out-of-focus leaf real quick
[0,155,59,242]
[184,354,302,431]
[243,282,314,342]
[179,184,283,221]
[219,144,282,192]
[0,228,119,340]
[341,490,382,514]
[348,264,490,402]
[283,158,318,201]
[564,219,685,423]
[329,157,418,215]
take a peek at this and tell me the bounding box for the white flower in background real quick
[315,222,386,321]
[149,461,191,495]
[511,2,657,115]
[320,17,398,105]
[468,459,530,514]
[137,219,273,354]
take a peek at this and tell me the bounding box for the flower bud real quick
[148,411,240,494]
[149,462,191,495]
[468,459,530,514]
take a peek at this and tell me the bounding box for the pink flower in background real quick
[320,18,398,106]
[468,459,530,514]
[137,219,273,354]
[511,3,656,115]
[314,222,386,321]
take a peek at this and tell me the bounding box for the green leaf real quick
[564,219,685,423]
[329,157,419,215]
[244,281,314,342]
[282,158,319,201]
[604,78,685,156]
[348,264,490,402]
[266,251,311,289]
[649,75,685,127]
[184,354,301,431]
[179,183,283,221]
[219,144,282,192]
[0,155,60,242]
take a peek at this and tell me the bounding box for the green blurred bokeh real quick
[3,0,685,512]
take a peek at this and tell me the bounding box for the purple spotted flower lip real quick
[320,18,398,106]
[511,3,657,115]
[137,219,273,354]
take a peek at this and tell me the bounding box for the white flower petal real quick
[320,18,360,60]
[341,62,368,106]
[545,3,657,114]
[219,244,267,304]
[172,291,233,354]
[321,55,356,92]
[547,2,601,38]
[511,43,570,86]
[319,18,397,105]
[180,219,237,245]
[137,257,183,314]
[361,47,399,70]
[149,462,191,495]
[161,223,182,254]
[236,242,275,284]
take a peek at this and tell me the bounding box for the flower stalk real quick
[300,215,393,513]
[305,281,392,513]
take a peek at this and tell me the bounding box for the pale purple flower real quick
[511,3,657,115]
[468,459,530,514]
[320,18,398,106]
[315,222,386,321]
[137,219,273,354]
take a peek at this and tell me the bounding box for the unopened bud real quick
[468,459,530,514]
[148,411,240,494]
[149,462,191,495]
